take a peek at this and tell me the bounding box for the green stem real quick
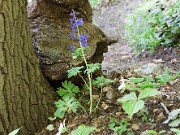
[76,26,93,114]
[78,73,89,90]
[80,104,88,115]
[93,85,103,112]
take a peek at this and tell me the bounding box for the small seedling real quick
[108,117,133,135]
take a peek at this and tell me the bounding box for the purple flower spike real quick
[70,44,75,52]
[69,10,89,50]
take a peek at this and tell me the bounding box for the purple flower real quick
[70,44,75,52]
[76,18,83,26]
[69,10,88,50]
[69,10,84,33]
[70,33,75,40]
[69,19,73,25]
[78,34,88,48]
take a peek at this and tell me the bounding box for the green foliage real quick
[138,88,160,100]
[92,76,115,88]
[68,66,84,78]
[125,0,180,53]
[136,108,150,122]
[118,70,179,117]
[118,75,161,117]
[147,130,158,134]
[57,81,80,97]
[121,100,145,118]
[108,117,133,135]
[85,63,100,74]
[89,0,100,7]
[54,95,80,118]
[71,125,96,135]
[155,70,180,85]
[170,128,180,135]
[71,48,83,60]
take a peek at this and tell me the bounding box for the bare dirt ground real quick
[93,0,180,73]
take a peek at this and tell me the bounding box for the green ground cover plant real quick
[108,117,134,135]
[125,0,180,53]
[118,71,180,117]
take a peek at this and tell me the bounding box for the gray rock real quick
[134,63,162,75]
[105,87,115,101]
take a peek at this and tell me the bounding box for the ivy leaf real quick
[92,76,115,88]
[54,96,80,118]
[117,92,137,103]
[122,100,144,117]
[71,125,96,135]
[68,66,84,78]
[84,63,100,74]
[57,81,80,97]
[138,88,160,100]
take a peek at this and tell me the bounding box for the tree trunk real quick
[0,0,55,134]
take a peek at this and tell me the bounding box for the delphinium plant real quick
[53,9,114,119]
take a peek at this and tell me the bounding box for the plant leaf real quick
[147,130,157,134]
[46,124,54,131]
[68,66,84,78]
[137,82,158,89]
[129,77,144,83]
[57,81,80,97]
[163,109,180,124]
[122,100,144,117]
[54,96,80,118]
[168,118,180,127]
[71,125,96,135]
[117,92,137,103]
[48,116,56,121]
[170,128,180,135]
[85,63,100,74]
[92,76,114,88]
[138,88,160,100]
[8,127,22,135]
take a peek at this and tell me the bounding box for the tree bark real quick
[0,0,55,134]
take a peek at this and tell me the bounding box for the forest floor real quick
[36,0,180,134]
